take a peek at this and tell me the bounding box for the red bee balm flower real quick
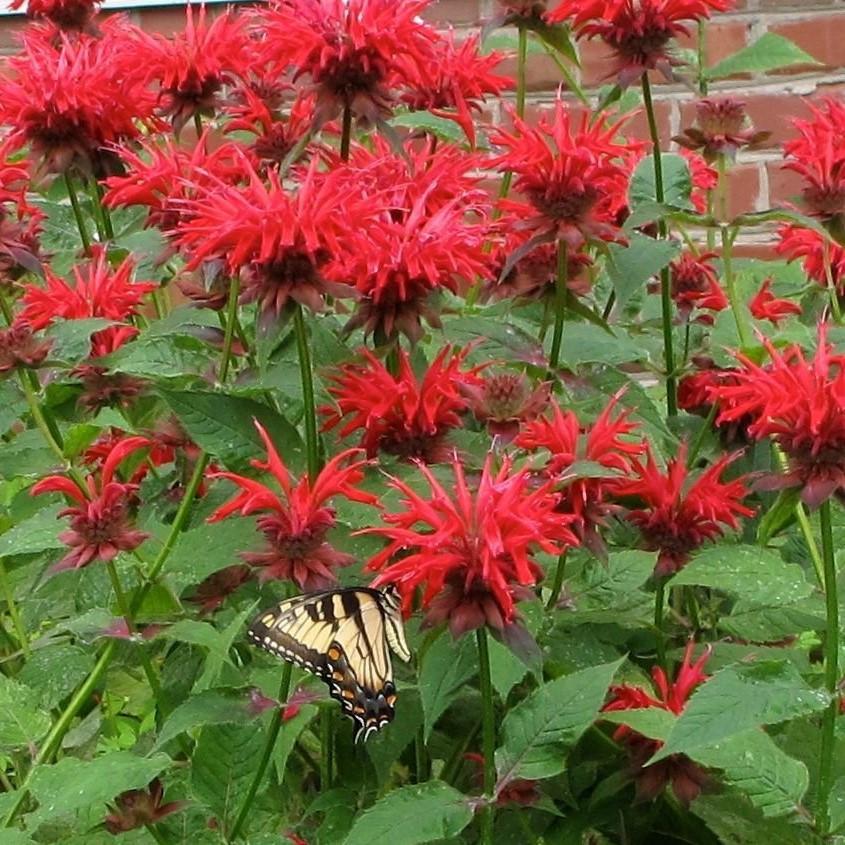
[0,24,155,176]
[208,421,378,591]
[777,225,845,295]
[10,0,99,31]
[177,155,367,318]
[403,33,512,148]
[257,0,437,128]
[783,98,845,221]
[618,445,753,576]
[551,0,733,87]
[366,456,580,636]
[516,395,644,555]
[602,642,711,806]
[669,252,728,321]
[491,99,637,250]
[749,278,802,326]
[710,327,845,508]
[134,7,251,134]
[321,346,477,462]
[32,436,151,572]
[19,250,156,358]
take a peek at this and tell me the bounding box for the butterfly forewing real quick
[247,587,407,742]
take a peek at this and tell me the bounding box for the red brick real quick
[518,50,569,92]
[767,160,805,208]
[136,7,189,35]
[724,163,762,218]
[0,17,28,52]
[624,100,673,145]
[421,0,480,25]
[733,242,780,260]
[578,40,616,90]
[768,15,845,73]
[676,20,750,70]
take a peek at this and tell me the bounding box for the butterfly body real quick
[247,585,410,741]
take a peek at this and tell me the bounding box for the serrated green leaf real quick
[601,708,676,743]
[391,111,465,144]
[26,751,172,828]
[18,644,95,711]
[707,33,820,80]
[367,688,423,781]
[155,689,252,750]
[0,675,51,751]
[341,781,473,845]
[757,488,800,544]
[45,318,114,364]
[690,729,808,818]
[488,636,528,701]
[419,634,476,741]
[104,334,211,379]
[190,722,267,831]
[0,505,65,557]
[557,323,646,367]
[160,389,304,472]
[630,154,692,209]
[607,232,682,312]
[495,658,623,785]
[653,661,829,762]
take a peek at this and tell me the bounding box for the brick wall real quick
[2,0,844,239]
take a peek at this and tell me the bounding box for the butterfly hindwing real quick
[247,587,408,742]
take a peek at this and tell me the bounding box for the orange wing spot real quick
[386,695,397,706]
[327,646,341,661]
[353,705,366,714]
[342,689,355,700]
[332,671,344,681]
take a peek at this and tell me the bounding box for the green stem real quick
[516,26,527,119]
[229,663,293,841]
[219,277,240,383]
[475,628,495,845]
[697,20,708,96]
[654,579,667,669]
[546,550,568,611]
[63,172,91,256]
[0,559,27,658]
[340,104,353,162]
[193,112,203,140]
[415,727,428,783]
[90,178,115,241]
[686,404,717,469]
[547,239,568,379]
[641,74,676,417]
[293,306,320,479]
[720,223,752,348]
[823,237,843,323]
[144,823,171,845]
[817,499,839,834]
[106,560,161,701]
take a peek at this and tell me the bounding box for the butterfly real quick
[247,585,411,742]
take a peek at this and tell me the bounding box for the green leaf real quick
[341,781,473,845]
[104,334,212,380]
[390,111,465,144]
[757,488,800,544]
[160,389,304,472]
[166,518,260,595]
[653,661,829,762]
[190,722,268,831]
[18,644,95,711]
[707,33,820,80]
[690,729,808,818]
[0,676,51,751]
[630,153,693,209]
[488,636,528,701]
[495,658,623,785]
[0,832,34,845]
[829,776,845,833]
[600,708,676,743]
[155,688,252,750]
[27,751,172,828]
[557,323,645,368]
[45,318,114,364]
[418,634,476,741]
[0,505,65,557]
[607,232,682,311]
[367,688,423,782]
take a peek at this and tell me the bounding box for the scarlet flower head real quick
[208,421,378,590]
[602,641,711,806]
[491,99,637,250]
[31,435,150,572]
[783,98,845,222]
[516,394,644,556]
[674,97,770,163]
[137,7,251,134]
[19,250,157,358]
[257,0,437,128]
[10,0,99,31]
[551,0,734,88]
[176,154,366,318]
[403,32,512,147]
[618,445,753,576]
[680,149,718,214]
[187,564,252,614]
[710,326,845,508]
[337,140,492,343]
[777,225,845,295]
[669,252,728,321]
[0,24,155,176]
[321,346,477,463]
[366,455,580,636]
[749,278,802,326]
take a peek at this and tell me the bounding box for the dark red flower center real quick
[531,184,599,223]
